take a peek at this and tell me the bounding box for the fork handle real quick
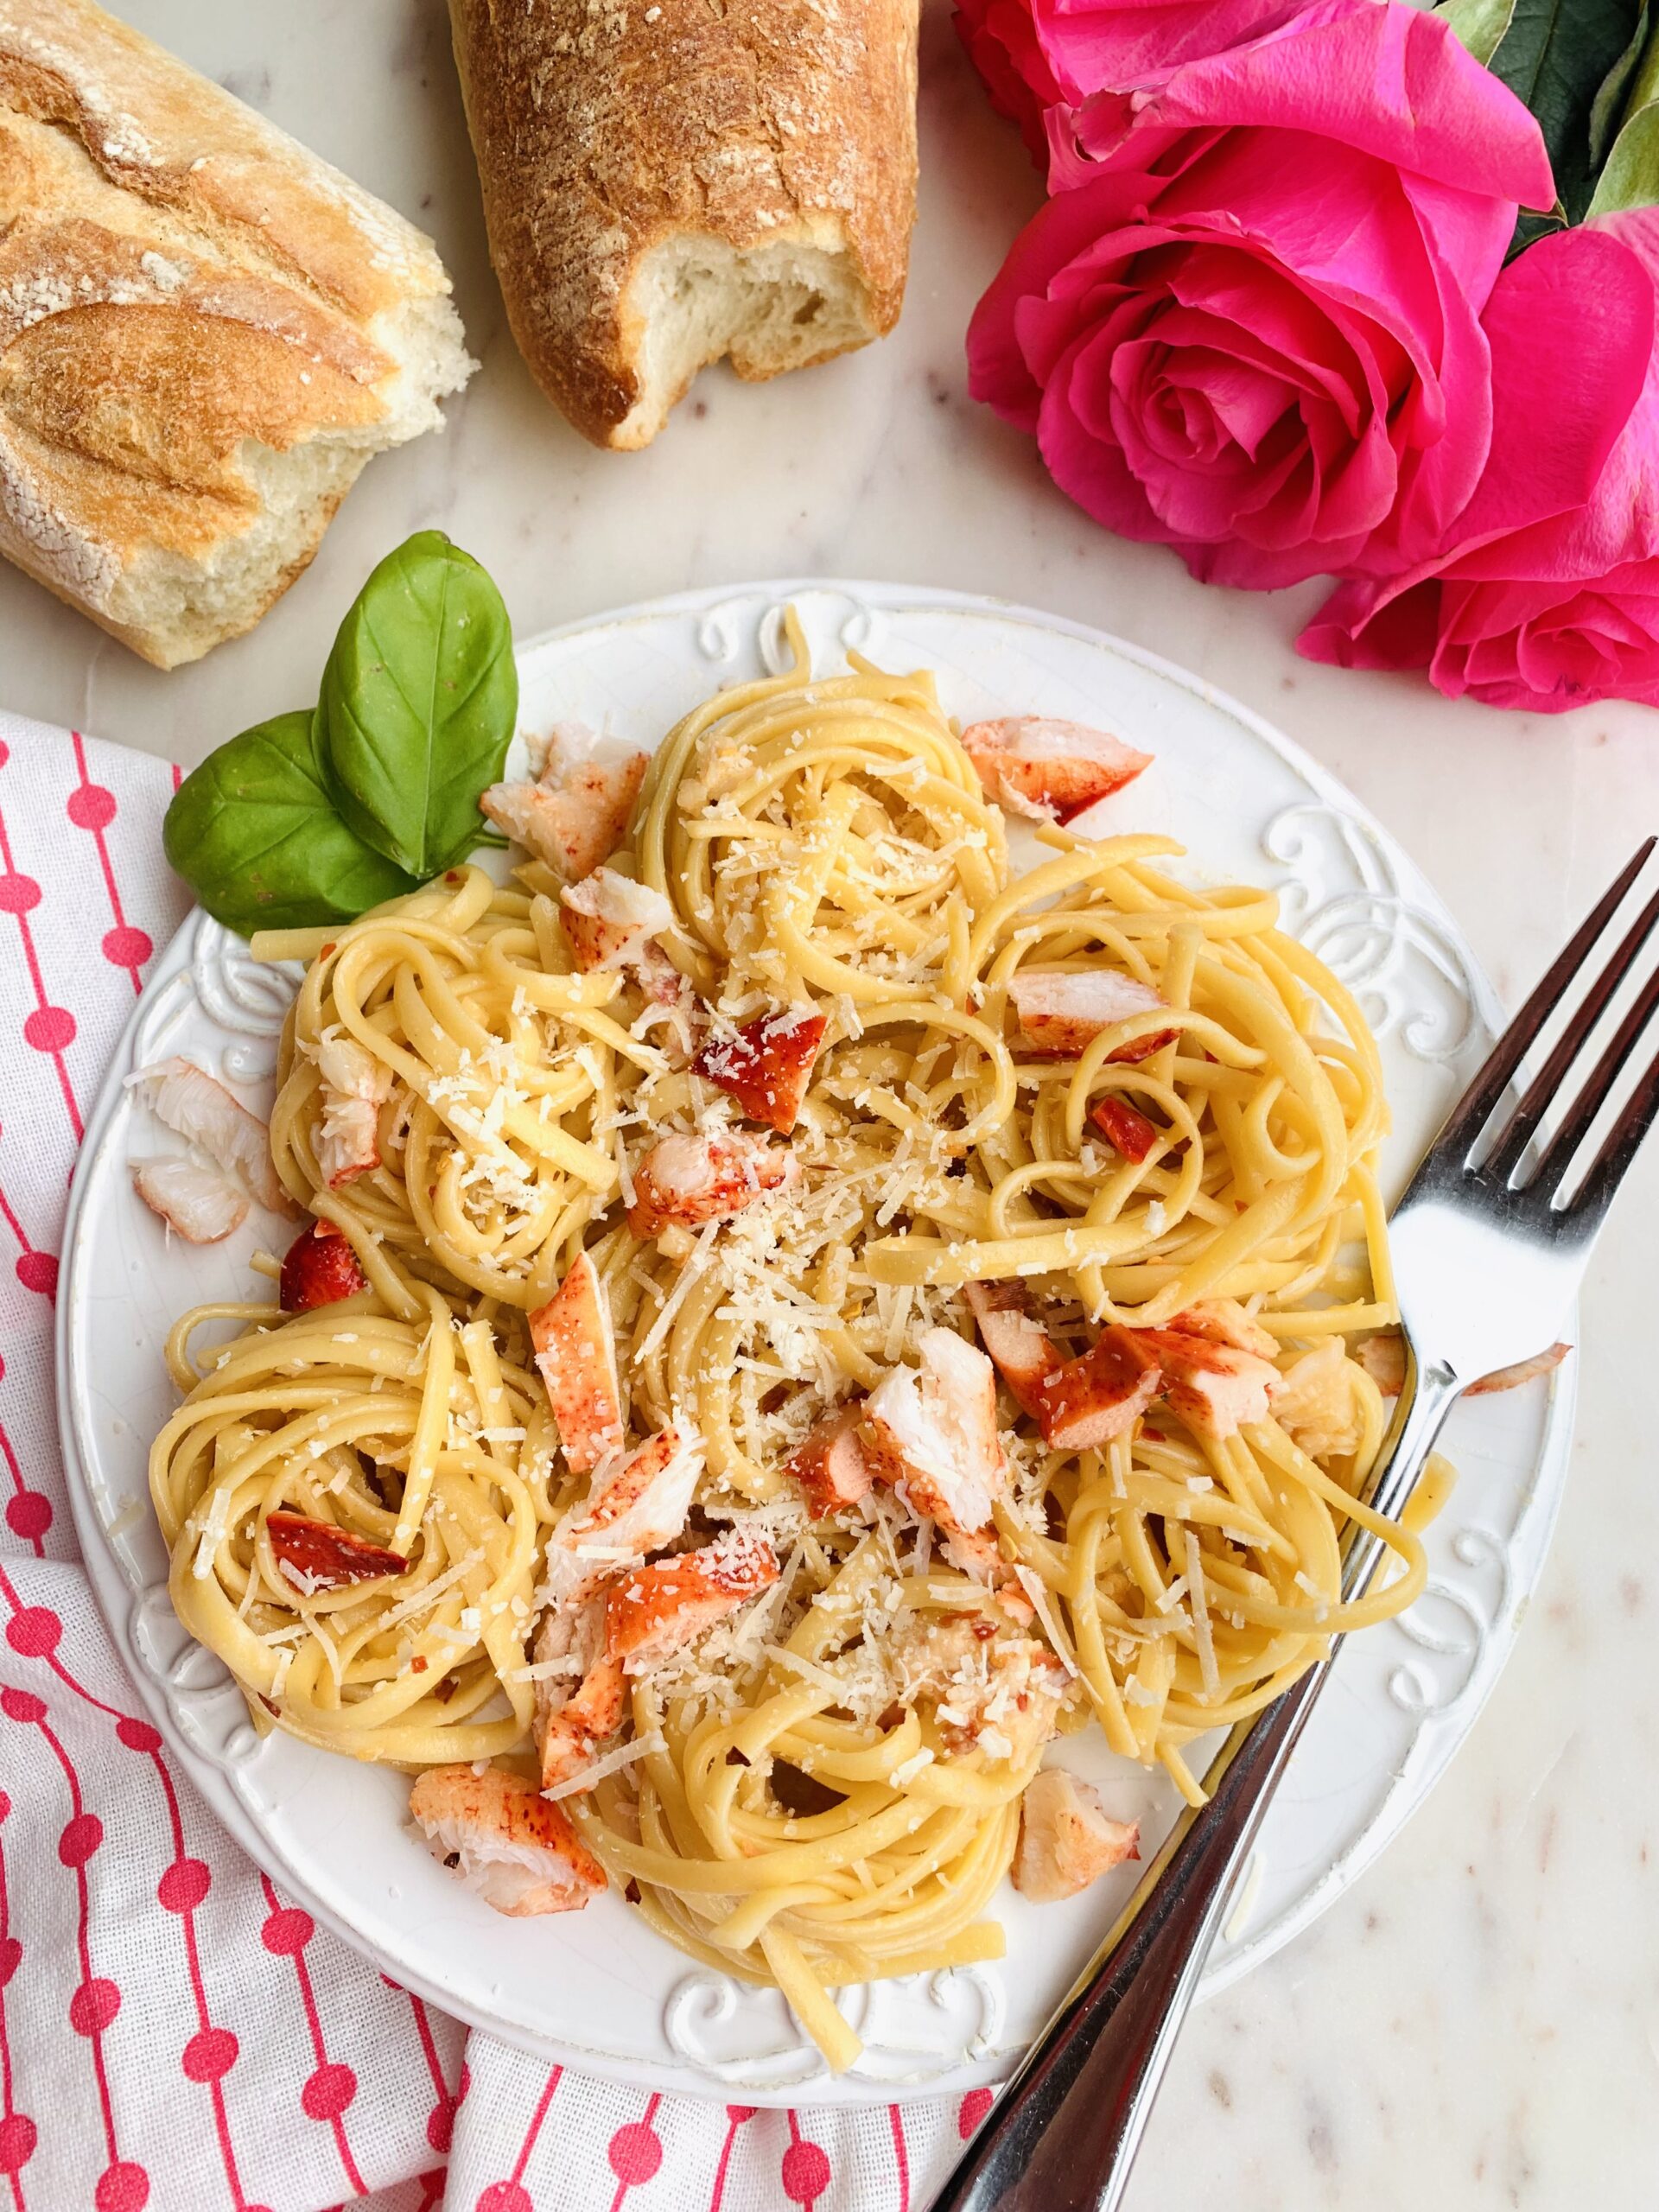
[930,1366,1462,2212]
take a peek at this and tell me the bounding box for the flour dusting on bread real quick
[0,0,474,666]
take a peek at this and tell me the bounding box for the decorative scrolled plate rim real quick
[56,579,1574,2102]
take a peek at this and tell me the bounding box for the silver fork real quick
[931,839,1659,2212]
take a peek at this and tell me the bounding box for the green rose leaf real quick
[319,530,518,879]
[163,709,421,938]
[1439,0,1519,68]
[1588,13,1659,212]
[1439,0,1649,244]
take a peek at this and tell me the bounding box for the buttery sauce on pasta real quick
[148,620,1424,2070]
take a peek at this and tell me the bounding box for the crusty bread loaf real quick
[447,0,918,451]
[0,0,474,668]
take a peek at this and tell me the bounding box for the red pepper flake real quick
[410,1655,429,1674]
[319,942,337,959]
[445,870,462,885]
[1090,1096,1160,1164]
[692,1008,826,1134]
[280,1220,368,1313]
[266,1510,407,1592]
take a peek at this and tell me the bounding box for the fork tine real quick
[1567,1036,1659,1230]
[1525,955,1659,1198]
[1438,840,1656,1167]
[1486,879,1659,1183]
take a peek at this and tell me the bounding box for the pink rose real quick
[967,0,1553,589]
[1300,215,1659,712]
[954,0,1309,158]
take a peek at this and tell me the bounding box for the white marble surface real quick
[5,2,1658,2203]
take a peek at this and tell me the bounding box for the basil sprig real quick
[321,531,518,879]
[163,532,518,937]
[163,710,420,937]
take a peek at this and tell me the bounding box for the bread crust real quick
[0,0,472,666]
[447,0,919,448]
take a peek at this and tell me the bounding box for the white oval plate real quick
[58,582,1573,2103]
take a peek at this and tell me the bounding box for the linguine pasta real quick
[147,617,1428,2070]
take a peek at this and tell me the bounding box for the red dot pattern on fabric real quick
[0,874,39,914]
[260,1905,314,1955]
[102,925,152,968]
[607,2120,663,2185]
[0,2113,35,2174]
[727,2104,757,2123]
[94,2160,149,2212]
[5,1491,51,1538]
[0,1936,20,1987]
[427,2096,457,2153]
[58,1812,103,1867]
[958,2088,994,2138]
[67,785,118,831]
[182,2027,238,2083]
[116,1718,161,1753]
[15,1251,57,1297]
[474,2186,532,2212]
[0,1687,43,1724]
[23,1006,74,1052]
[6,1605,61,1657]
[0,1790,8,1821]
[69,1978,121,2036]
[782,2139,831,2206]
[301,2062,357,2120]
[156,1858,210,1914]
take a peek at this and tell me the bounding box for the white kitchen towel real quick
[0,711,991,2212]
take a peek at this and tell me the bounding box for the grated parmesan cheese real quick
[192,1487,232,1579]
[1012,1566,1080,1679]
[1183,1528,1219,1700]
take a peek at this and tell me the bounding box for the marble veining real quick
[3,3,1656,2203]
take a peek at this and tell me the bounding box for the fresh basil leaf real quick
[319,530,518,880]
[163,709,419,937]
[1588,15,1659,210]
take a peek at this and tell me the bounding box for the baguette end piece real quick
[605,232,890,454]
[446,0,918,454]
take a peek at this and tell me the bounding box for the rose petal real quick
[1035,0,1318,100]
[1297,216,1659,698]
[968,169,1171,422]
[1119,0,1552,208]
[1297,576,1442,671]
[1447,219,1658,569]
[957,0,1066,157]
